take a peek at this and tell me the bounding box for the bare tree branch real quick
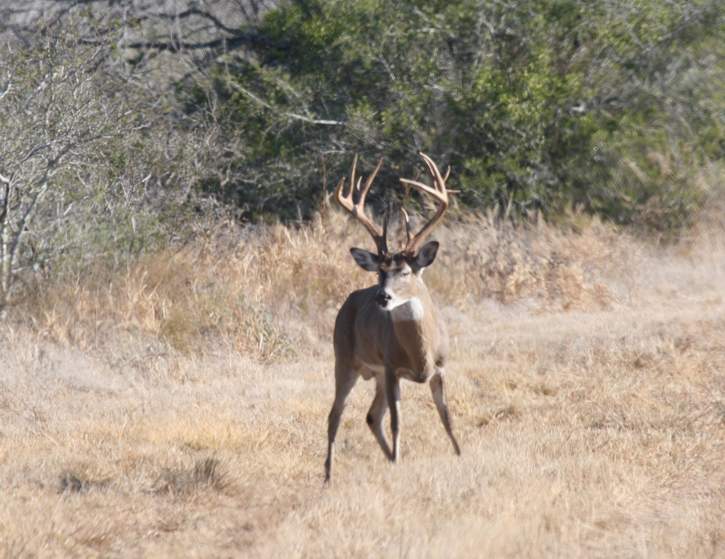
[79,29,270,53]
[227,80,345,127]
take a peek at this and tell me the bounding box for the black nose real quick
[375,291,391,307]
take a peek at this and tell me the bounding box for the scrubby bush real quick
[0,1,722,311]
[0,29,218,308]
[192,0,722,226]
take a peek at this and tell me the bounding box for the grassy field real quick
[1,212,724,557]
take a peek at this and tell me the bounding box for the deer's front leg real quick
[430,370,461,456]
[385,367,401,463]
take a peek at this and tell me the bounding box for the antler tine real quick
[334,177,348,206]
[399,177,440,198]
[400,206,412,246]
[398,152,451,255]
[419,152,447,192]
[335,155,356,210]
[359,158,383,206]
[383,199,391,246]
[335,155,387,254]
[350,153,358,196]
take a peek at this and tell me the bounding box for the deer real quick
[324,152,461,482]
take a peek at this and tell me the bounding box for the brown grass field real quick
[1,210,724,558]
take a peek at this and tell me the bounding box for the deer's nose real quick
[375,290,391,307]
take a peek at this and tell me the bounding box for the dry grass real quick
[1,210,724,557]
[13,210,641,359]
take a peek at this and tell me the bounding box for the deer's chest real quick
[389,297,425,322]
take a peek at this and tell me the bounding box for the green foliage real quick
[190,0,722,229]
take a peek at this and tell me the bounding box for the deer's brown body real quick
[324,154,461,482]
[334,283,447,383]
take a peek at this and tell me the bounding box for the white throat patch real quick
[389,297,424,322]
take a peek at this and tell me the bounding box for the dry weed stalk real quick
[7,209,662,360]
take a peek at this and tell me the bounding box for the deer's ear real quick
[350,248,380,272]
[414,241,439,269]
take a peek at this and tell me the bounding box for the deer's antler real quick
[399,152,452,255]
[335,155,388,254]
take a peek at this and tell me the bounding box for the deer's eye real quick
[400,270,411,277]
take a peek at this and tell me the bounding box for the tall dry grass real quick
[12,210,645,362]
[1,206,724,557]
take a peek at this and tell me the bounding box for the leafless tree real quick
[0,1,275,51]
[0,33,132,308]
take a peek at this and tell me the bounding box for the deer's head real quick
[336,153,451,311]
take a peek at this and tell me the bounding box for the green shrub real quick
[187,0,722,229]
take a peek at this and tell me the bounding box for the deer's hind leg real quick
[366,378,393,461]
[324,363,358,482]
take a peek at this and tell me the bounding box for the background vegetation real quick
[206,0,723,225]
[0,0,723,308]
[1,3,724,556]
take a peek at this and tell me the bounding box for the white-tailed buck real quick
[324,152,461,482]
